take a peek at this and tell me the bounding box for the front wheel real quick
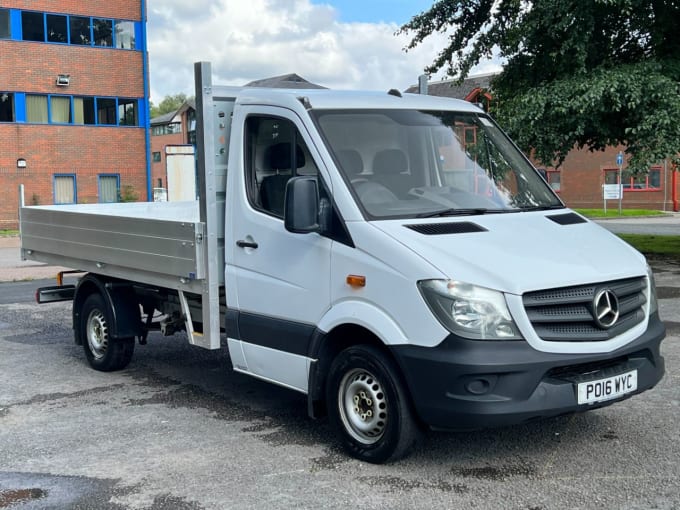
[80,293,134,372]
[326,345,422,463]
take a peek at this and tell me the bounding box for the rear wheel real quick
[80,293,134,371]
[326,344,422,463]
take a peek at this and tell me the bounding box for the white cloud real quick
[147,0,501,103]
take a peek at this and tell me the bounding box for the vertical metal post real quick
[194,61,221,350]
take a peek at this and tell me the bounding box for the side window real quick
[244,116,318,218]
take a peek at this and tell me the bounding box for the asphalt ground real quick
[0,236,679,509]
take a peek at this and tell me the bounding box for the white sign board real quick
[603,184,622,200]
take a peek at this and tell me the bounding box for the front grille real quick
[523,277,647,342]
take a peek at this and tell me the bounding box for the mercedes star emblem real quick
[593,289,620,329]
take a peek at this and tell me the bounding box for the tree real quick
[150,93,190,119]
[399,0,680,171]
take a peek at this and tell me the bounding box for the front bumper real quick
[390,314,666,430]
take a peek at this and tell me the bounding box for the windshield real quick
[313,109,563,219]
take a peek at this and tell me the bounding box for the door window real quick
[244,116,318,218]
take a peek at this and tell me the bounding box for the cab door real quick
[226,107,332,392]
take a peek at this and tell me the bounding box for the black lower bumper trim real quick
[390,315,665,430]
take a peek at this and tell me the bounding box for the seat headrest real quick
[266,142,306,171]
[373,149,408,175]
[335,149,363,178]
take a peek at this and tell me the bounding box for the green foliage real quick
[575,208,665,218]
[118,185,139,203]
[399,0,680,171]
[150,93,191,119]
[618,234,680,261]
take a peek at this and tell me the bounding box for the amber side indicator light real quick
[346,275,366,288]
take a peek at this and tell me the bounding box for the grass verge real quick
[576,208,665,218]
[0,230,19,237]
[618,234,680,262]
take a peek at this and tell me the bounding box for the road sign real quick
[616,152,624,166]
[603,184,622,200]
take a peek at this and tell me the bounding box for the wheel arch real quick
[73,274,142,345]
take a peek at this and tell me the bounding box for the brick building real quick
[407,77,679,212]
[0,0,150,229]
[150,99,195,198]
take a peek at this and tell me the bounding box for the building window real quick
[97,98,117,125]
[46,14,68,43]
[152,123,182,136]
[26,94,48,123]
[152,151,162,162]
[74,97,96,125]
[0,9,10,39]
[604,168,661,191]
[21,11,44,42]
[0,93,13,122]
[54,175,76,204]
[70,16,91,45]
[546,170,561,192]
[98,174,120,203]
[118,99,137,126]
[93,19,113,47]
[115,20,135,49]
[50,96,71,123]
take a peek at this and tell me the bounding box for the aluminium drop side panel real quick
[194,61,235,350]
[20,202,205,294]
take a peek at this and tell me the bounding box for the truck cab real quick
[21,62,665,464]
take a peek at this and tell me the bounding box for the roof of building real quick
[244,73,326,89]
[404,73,495,100]
[150,99,196,126]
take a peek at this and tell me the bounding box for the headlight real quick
[418,280,522,340]
[646,265,659,315]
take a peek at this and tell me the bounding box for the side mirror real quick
[284,176,320,233]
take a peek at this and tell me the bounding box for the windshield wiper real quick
[519,205,566,211]
[416,208,513,218]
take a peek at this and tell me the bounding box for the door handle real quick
[236,240,259,249]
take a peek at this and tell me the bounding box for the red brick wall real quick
[0,0,148,229]
[2,0,142,20]
[538,147,679,211]
[0,124,146,228]
[0,41,144,97]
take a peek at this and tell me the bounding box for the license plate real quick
[577,370,638,405]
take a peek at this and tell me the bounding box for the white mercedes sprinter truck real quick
[21,62,665,463]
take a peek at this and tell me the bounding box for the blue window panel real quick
[14,93,26,122]
[137,99,147,127]
[134,21,143,50]
[10,9,22,40]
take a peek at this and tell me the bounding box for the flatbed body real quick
[21,201,207,293]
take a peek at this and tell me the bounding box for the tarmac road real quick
[0,246,679,508]
[595,213,680,235]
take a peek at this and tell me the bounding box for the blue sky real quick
[313,0,434,24]
[147,0,501,102]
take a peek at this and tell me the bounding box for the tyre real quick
[326,344,422,463]
[80,293,134,372]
